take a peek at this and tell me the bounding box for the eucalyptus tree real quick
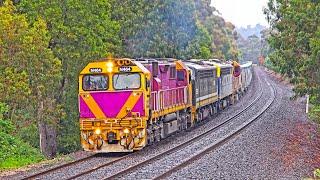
[18,0,121,153]
[0,0,62,158]
[265,0,320,122]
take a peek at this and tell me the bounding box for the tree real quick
[194,2,239,60]
[111,0,200,59]
[265,0,320,123]
[237,34,263,63]
[0,0,62,158]
[18,0,122,153]
[110,0,239,60]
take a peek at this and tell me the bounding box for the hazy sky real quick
[211,0,269,28]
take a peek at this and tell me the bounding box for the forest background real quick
[0,0,319,170]
[0,0,239,168]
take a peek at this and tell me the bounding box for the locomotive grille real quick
[80,119,143,130]
[81,121,93,130]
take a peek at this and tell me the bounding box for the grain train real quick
[79,58,252,152]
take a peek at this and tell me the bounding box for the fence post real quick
[306,94,309,114]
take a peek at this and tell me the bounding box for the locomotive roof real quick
[134,58,177,65]
[184,61,216,71]
[203,61,233,69]
[80,58,151,74]
[240,61,253,68]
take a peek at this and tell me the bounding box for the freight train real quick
[79,58,252,152]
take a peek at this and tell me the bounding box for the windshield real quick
[113,73,141,90]
[83,75,108,91]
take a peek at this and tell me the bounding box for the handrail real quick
[151,86,188,111]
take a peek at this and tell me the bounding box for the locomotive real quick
[79,58,252,152]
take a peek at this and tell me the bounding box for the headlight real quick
[123,128,130,134]
[107,67,113,73]
[107,61,113,68]
[95,128,101,135]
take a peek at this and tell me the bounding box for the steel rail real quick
[101,79,264,180]
[23,154,96,179]
[65,155,130,180]
[28,70,261,180]
[153,82,276,180]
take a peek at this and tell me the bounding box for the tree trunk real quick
[38,100,57,159]
[38,121,57,159]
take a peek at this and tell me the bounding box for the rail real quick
[103,80,270,179]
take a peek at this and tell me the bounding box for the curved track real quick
[102,79,275,180]
[68,76,264,180]
[153,83,276,179]
[25,71,264,180]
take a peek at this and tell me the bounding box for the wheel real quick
[154,128,161,142]
[147,127,154,145]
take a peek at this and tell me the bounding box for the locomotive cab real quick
[79,58,150,152]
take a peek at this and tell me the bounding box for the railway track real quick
[23,154,96,179]
[107,81,274,180]
[23,153,130,180]
[25,71,263,180]
[65,77,264,179]
[153,82,276,179]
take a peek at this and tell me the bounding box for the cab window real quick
[113,73,141,90]
[83,75,108,91]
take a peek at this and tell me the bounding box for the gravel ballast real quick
[3,67,318,180]
[1,64,261,180]
[168,67,320,179]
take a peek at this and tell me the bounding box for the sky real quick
[210,0,269,28]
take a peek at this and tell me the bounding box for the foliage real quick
[110,0,238,60]
[0,102,43,170]
[0,131,44,169]
[265,0,320,123]
[1,0,240,163]
[0,0,62,157]
[18,0,121,153]
[237,27,271,64]
[111,0,198,59]
[0,103,13,134]
[264,56,281,73]
[196,3,239,60]
[237,34,262,63]
[236,24,266,39]
[309,97,320,125]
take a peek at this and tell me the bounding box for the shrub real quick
[0,131,44,170]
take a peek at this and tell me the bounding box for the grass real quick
[0,132,44,170]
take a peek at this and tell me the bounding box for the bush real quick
[309,96,320,126]
[16,124,40,149]
[0,131,44,170]
[0,102,43,170]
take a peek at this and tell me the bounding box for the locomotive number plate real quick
[119,66,132,72]
[90,68,102,73]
